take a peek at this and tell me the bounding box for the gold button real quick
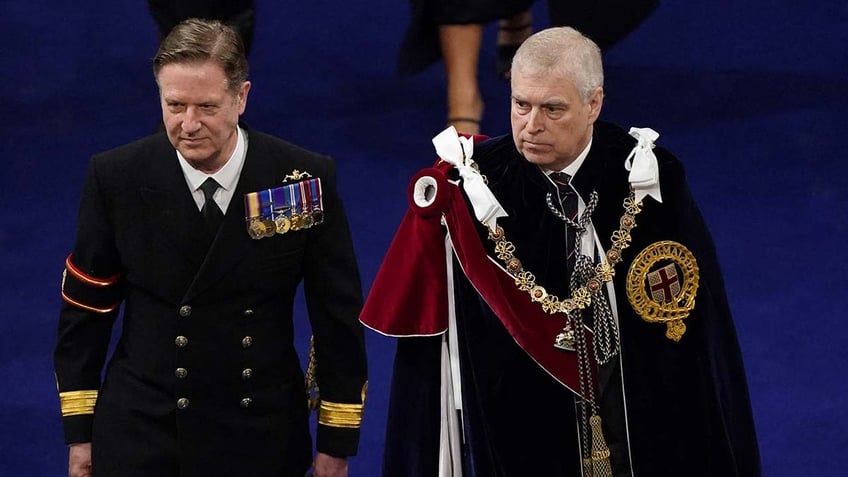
[179,305,192,317]
[241,368,253,380]
[175,368,188,379]
[175,336,188,348]
[241,336,253,348]
[240,397,253,408]
[177,398,190,409]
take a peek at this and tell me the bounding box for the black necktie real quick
[550,172,579,272]
[199,177,224,234]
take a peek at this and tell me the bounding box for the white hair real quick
[511,27,604,103]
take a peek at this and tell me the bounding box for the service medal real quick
[290,213,302,231]
[262,219,276,238]
[275,216,291,234]
[301,213,314,229]
[311,207,324,225]
[248,220,266,240]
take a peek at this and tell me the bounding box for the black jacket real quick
[55,127,367,476]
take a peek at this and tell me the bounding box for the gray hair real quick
[511,27,604,103]
[153,18,249,93]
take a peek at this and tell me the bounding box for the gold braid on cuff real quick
[318,401,363,429]
[59,390,98,417]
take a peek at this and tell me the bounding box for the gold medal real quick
[275,216,291,234]
[248,220,266,240]
[290,213,302,231]
[262,219,276,238]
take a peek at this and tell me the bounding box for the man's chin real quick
[179,150,213,165]
[520,149,552,166]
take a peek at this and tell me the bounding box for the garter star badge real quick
[626,240,699,341]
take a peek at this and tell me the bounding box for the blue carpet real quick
[1,1,846,475]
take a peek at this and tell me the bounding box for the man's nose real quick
[526,108,544,132]
[181,108,201,133]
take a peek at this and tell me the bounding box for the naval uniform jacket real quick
[55,127,367,476]
[364,121,760,476]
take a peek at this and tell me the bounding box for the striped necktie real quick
[550,172,578,272]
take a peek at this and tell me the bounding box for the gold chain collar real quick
[486,188,643,316]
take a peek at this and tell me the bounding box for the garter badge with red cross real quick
[625,241,699,342]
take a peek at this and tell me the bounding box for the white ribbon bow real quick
[432,126,508,231]
[624,127,663,204]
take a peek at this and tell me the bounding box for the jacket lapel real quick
[181,132,270,302]
[140,137,211,271]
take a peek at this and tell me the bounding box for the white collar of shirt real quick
[178,126,248,213]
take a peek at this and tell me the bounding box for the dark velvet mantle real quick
[374,122,760,476]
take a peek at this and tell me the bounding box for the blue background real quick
[1,1,846,475]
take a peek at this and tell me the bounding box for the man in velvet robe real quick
[361,27,759,476]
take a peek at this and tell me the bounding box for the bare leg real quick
[439,24,484,135]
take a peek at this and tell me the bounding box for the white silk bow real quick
[624,127,663,204]
[431,126,508,231]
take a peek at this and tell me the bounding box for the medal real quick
[308,178,325,226]
[311,208,324,224]
[247,219,266,239]
[262,219,276,237]
[269,186,291,235]
[275,216,291,234]
[259,189,276,238]
[294,181,312,229]
[287,181,304,230]
[244,193,266,239]
[243,174,325,238]
[302,213,314,229]
[290,213,302,231]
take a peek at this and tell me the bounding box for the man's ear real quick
[587,87,604,123]
[237,81,251,114]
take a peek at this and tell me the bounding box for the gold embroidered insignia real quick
[284,169,312,182]
[626,240,699,341]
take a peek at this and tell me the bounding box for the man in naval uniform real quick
[54,18,367,477]
[361,27,759,476]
